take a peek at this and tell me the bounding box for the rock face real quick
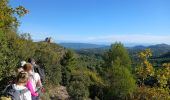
[48,86,70,100]
[45,37,53,43]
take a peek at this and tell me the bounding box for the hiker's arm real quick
[37,79,42,87]
[26,80,38,96]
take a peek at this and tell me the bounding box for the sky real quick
[10,0,170,45]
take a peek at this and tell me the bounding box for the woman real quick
[23,63,42,100]
[3,71,32,100]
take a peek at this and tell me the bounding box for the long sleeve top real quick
[26,80,38,96]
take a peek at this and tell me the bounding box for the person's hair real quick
[23,63,33,72]
[28,58,35,63]
[16,71,28,84]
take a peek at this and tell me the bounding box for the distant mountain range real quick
[59,43,170,50]
[59,43,170,57]
[128,43,170,57]
[59,43,108,49]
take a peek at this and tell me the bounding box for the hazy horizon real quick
[34,38,170,47]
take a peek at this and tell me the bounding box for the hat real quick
[21,61,26,67]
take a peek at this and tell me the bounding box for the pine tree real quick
[103,43,136,99]
[103,42,131,70]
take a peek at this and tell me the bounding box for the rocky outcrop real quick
[48,86,70,100]
[45,37,53,43]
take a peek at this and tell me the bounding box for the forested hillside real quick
[1,0,170,100]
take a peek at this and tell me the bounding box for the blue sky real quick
[10,0,170,45]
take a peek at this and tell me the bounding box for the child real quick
[23,63,42,100]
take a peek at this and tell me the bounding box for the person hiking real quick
[23,63,42,100]
[6,61,27,86]
[16,61,27,73]
[28,58,45,83]
[1,71,31,100]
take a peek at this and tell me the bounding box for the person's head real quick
[23,63,33,73]
[16,61,26,73]
[16,71,29,84]
[28,58,35,65]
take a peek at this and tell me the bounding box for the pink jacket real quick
[26,80,38,96]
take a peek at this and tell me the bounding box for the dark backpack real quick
[33,65,45,83]
[2,84,28,100]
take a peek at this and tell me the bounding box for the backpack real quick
[33,65,45,83]
[0,97,11,100]
[1,84,28,100]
